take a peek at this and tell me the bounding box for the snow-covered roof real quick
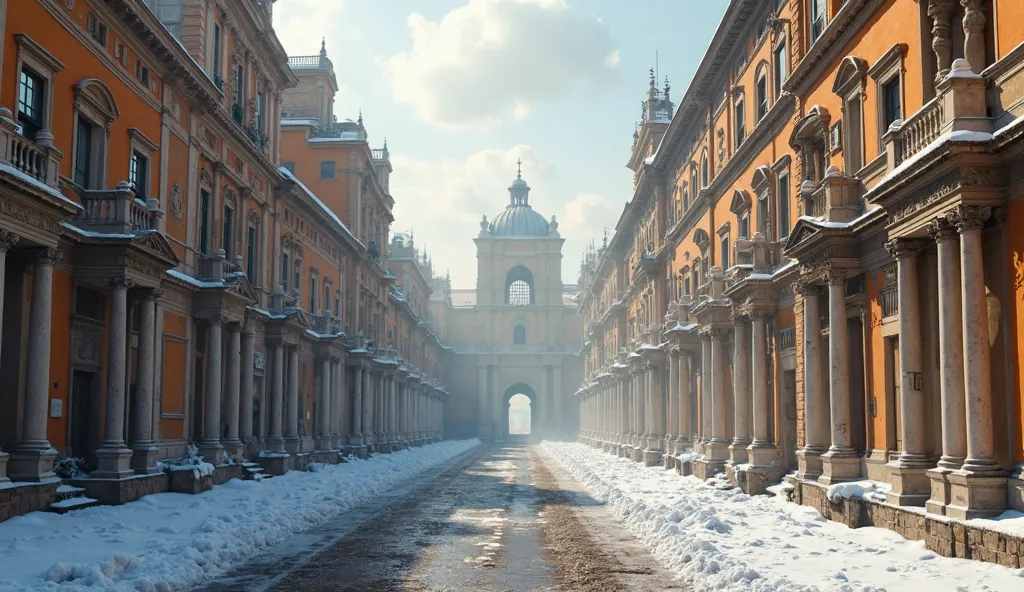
[0,164,81,211]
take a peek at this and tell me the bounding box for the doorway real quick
[501,382,537,443]
[70,370,98,468]
[508,394,531,436]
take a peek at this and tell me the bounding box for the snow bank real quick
[541,441,1024,591]
[0,439,479,591]
[826,480,891,503]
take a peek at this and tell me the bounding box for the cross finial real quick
[516,158,523,178]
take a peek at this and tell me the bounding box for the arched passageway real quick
[502,382,537,443]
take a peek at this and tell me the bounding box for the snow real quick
[541,441,1024,591]
[0,439,479,591]
[826,480,891,503]
[166,269,222,289]
[49,498,97,510]
[0,164,81,211]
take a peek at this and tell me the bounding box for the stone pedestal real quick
[92,448,134,480]
[676,458,693,477]
[643,449,663,467]
[693,457,726,480]
[284,438,302,455]
[945,472,1007,519]
[819,452,862,485]
[885,465,931,506]
[926,467,953,515]
[258,454,292,476]
[7,449,58,483]
[796,448,824,481]
[741,466,783,495]
[130,446,162,476]
[663,454,676,470]
[747,446,779,468]
[728,442,750,465]
[0,451,8,483]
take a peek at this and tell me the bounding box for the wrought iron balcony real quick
[232,103,244,126]
[778,327,796,353]
[244,121,268,149]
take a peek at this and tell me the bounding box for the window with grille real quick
[508,280,531,306]
[88,13,108,47]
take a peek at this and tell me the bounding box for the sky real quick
[273,0,728,289]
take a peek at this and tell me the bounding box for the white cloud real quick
[555,192,619,279]
[383,0,619,130]
[272,0,351,59]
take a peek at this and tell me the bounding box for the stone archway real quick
[502,382,537,443]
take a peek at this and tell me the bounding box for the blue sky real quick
[274,0,728,288]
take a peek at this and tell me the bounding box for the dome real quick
[489,204,550,237]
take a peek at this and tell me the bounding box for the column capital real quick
[107,276,135,290]
[824,267,848,286]
[135,287,165,302]
[793,277,824,297]
[949,205,991,233]
[207,316,227,327]
[34,246,63,266]
[0,228,20,251]
[927,217,958,241]
[885,238,928,259]
[747,308,773,321]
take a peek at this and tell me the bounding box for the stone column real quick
[239,325,255,448]
[928,0,957,83]
[318,356,332,449]
[222,323,242,460]
[361,367,372,446]
[388,375,398,445]
[131,288,161,474]
[636,368,647,453]
[199,317,225,461]
[0,230,18,482]
[490,367,502,443]
[268,342,285,452]
[946,206,1006,519]
[350,365,364,446]
[730,316,751,465]
[332,359,344,447]
[961,0,987,74]
[284,345,300,454]
[553,364,563,436]
[796,283,827,480]
[748,313,778,465]
[677,352,692,448]
[820,269,860,484]
[885,239,931,505]
[707,328,730,462]
[94,277,136,479]
[699,334,712,450]
[666,352,679,453]
[926,218,967,514]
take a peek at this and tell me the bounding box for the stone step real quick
[56,484,87,496]
[50,496,99,514]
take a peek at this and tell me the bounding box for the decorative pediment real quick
[729,189,751,213]
[693,228,711,250]
[131,231,179,267]
[783,218,822,251]
[789,105,831,149]
[832,56,868,96]
[73,77,119,122]
[224,272,258,303]
[751,165,772,194]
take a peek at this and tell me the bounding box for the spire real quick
[663,75,671,103]
[516,158,523,179]
[507,159,530,206]
[320,37,327,57]
[357,109,364,127]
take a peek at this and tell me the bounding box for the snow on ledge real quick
[0,439,480,591]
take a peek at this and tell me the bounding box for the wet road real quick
[201,445,680,592]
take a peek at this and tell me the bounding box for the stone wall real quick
[0,482,57,522]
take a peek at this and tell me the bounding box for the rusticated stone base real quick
[0,481,58,522]
[787,478,1024,568]
[258,454,292,476]
[676,458,693,477]
[212,464,246,485]
[69,473,169,505]
[643,450,663,467]
[168,469,214,495]
[692,458,726,480]
[663,455,676,471]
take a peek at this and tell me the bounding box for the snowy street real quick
[543,442,1024,591]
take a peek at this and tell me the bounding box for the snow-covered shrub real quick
[53,456,87,479]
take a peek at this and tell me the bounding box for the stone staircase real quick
[242,462,272,481]
[50,484,99,514]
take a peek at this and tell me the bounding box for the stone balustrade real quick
[0,108,63,188]
[74,181,160,234]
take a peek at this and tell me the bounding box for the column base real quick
[676,455,694,477]
[729,439,751,465]
[663,454,676,470]
[692,457,727,480]
[222,439,245,462]
[198,441,225,463]
[630,447,643,463]
[130,445,162,475]
[944,471,1008,519]
[267,435,286,453]
[925,467,953,515]
[740,466,785,495]
[348,433,364,447]
[284,437,303,455]
[0,451,8,483]
[643,449,663,467]
[92,446,134,480]
[747,445,779,468]
[316,436,333,451]
[818,451,862,485]
[796,448,824,481]
[704,440,730,463]
[7,447,58,483]
[885,463,931,506]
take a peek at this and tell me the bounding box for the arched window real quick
[700,150,709,187]
[513,325,526,345]
[755,63,770,121]
[505,265,534,306]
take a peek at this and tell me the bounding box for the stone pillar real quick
[284,345,300,454]
[961,0,987,74]
[644,362,664,466]
[730,316,751,465]
[318,356,332,449]
[946,205,1006,519]
[199,317,225,461]
[666,351,679,453]
[747,313,778,466]
[796,283,827,480]
[361,367,373,446]
[0,230,18,482]
[928,0,957,83]
[707,328,730,462]
[699,334,712,450]
[388,375,398,446]
[636,368,646,455]
[332,359,344,447]
[490,367,502,443]
[239,325,255,447]
[820,269,860,484]
[94,277,136,479]
[350,365,364,446]
[478,366,489,440]
[885,239,931,506]
[926,219,967,514]
[222,323,243,460]
[677,352,692,448]
[131,288,161,474]
[268,342,285,452]
[553,364,563,437]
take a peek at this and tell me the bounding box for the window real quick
[334,293,340,317]
[294,261,301,300]
[246,225,258,280]
[321,161,335,179]
[233,65,244,124]
[222,205,234,258]
[145,0,183,39]
[283,161,295,174]
[739,212,750,239]
[75,286,105,321]
[281,252,289,292]
[508,280,531,306]
[683,275,691,297]
[734,99,746,147]
[256,92,264,132]
[700,151,709,187]
[324,283,331,316]
[198,189,211,255]
[756,73,769,121]
[778,172,791,239]
[18,69,45,141]
[810,0,826,43]
[757,193,770,238]
[88,13,108,47]
[130,151,149,198]
[309,276,317,312]
[74,118,94,188]
[774,42,787,97]
[134,60,149,86]
[212,24,222,80]
[845,95,864,173]
[513,325,526,345]
[720,234,730,270]
[682,186,690,211]
[882,78,902,130]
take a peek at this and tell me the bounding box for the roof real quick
[489,204,550,237]
[450,290,477,307]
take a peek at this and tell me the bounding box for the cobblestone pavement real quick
[201,445,680,591]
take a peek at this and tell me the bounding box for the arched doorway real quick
[502,382,537,443]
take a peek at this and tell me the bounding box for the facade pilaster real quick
[698,334,712,451]
[239,324,255,447]
[222,323,243,460]
[676,352,692,449]
[747,312,778,466]
[131,289,162,474]
[666,351,679,453]
[317,356,332,450]
[284,345,301,454]
[361,367,373,446]
[706,328,730,462]
[268,342,285,452]
[350,365,364,446]
[94,277,136,479]
[199,317,225,461]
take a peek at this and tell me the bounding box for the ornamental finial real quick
[516,158,523,179]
